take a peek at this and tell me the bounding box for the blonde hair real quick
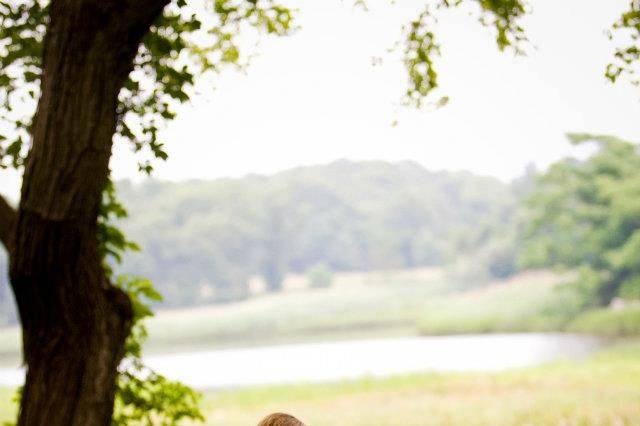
[257,413,306,426]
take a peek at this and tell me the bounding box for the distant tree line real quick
[113,160,524,307]
[2,140,639,321]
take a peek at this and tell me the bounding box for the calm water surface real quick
[0,333,606,389]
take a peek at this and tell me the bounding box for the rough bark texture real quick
[6,1,169,424]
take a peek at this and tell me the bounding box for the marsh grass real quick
[1,268,639,365]
[417,271,573,335]
[568,307,640,336]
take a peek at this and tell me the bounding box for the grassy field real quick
[1,268,639,425]
[0,268,450,362]
[145,269,640,351]
[197,339,640,425]
[143,268,449,353]
[2,340,638,425]
[417,271,575,335]
[568,306,640,336]
[1,268,638,364]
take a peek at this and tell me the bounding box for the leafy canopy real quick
[1,0,638,168]
[0,0,293,173]
[607,0,640,87]
[402,0,529,106]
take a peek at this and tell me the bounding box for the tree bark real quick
[8,1,168,424]
[0,195,15,254]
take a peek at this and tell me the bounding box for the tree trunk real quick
[5,1,168,424]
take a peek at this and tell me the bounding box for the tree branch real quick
[0,194,16,253]
[94,0,171,32]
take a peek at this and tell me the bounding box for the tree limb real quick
[94,0,171,30]
[0,194,16,253]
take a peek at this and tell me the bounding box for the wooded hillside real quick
[114,160,526,306]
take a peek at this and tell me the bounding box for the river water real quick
[0,333,606,389]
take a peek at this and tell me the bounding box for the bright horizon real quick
[1,0,639,200]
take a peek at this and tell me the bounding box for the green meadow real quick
[2,340,639,425]
[198,339,640,425]
[1,268,639,424]
[0,268,638,364]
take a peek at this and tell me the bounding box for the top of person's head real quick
[257,413,306,426]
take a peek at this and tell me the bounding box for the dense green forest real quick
[115,160,528,306]
[2,138,638,319]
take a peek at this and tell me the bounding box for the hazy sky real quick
[1,0,639,199]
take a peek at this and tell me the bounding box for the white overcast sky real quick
[1,0,639,200]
